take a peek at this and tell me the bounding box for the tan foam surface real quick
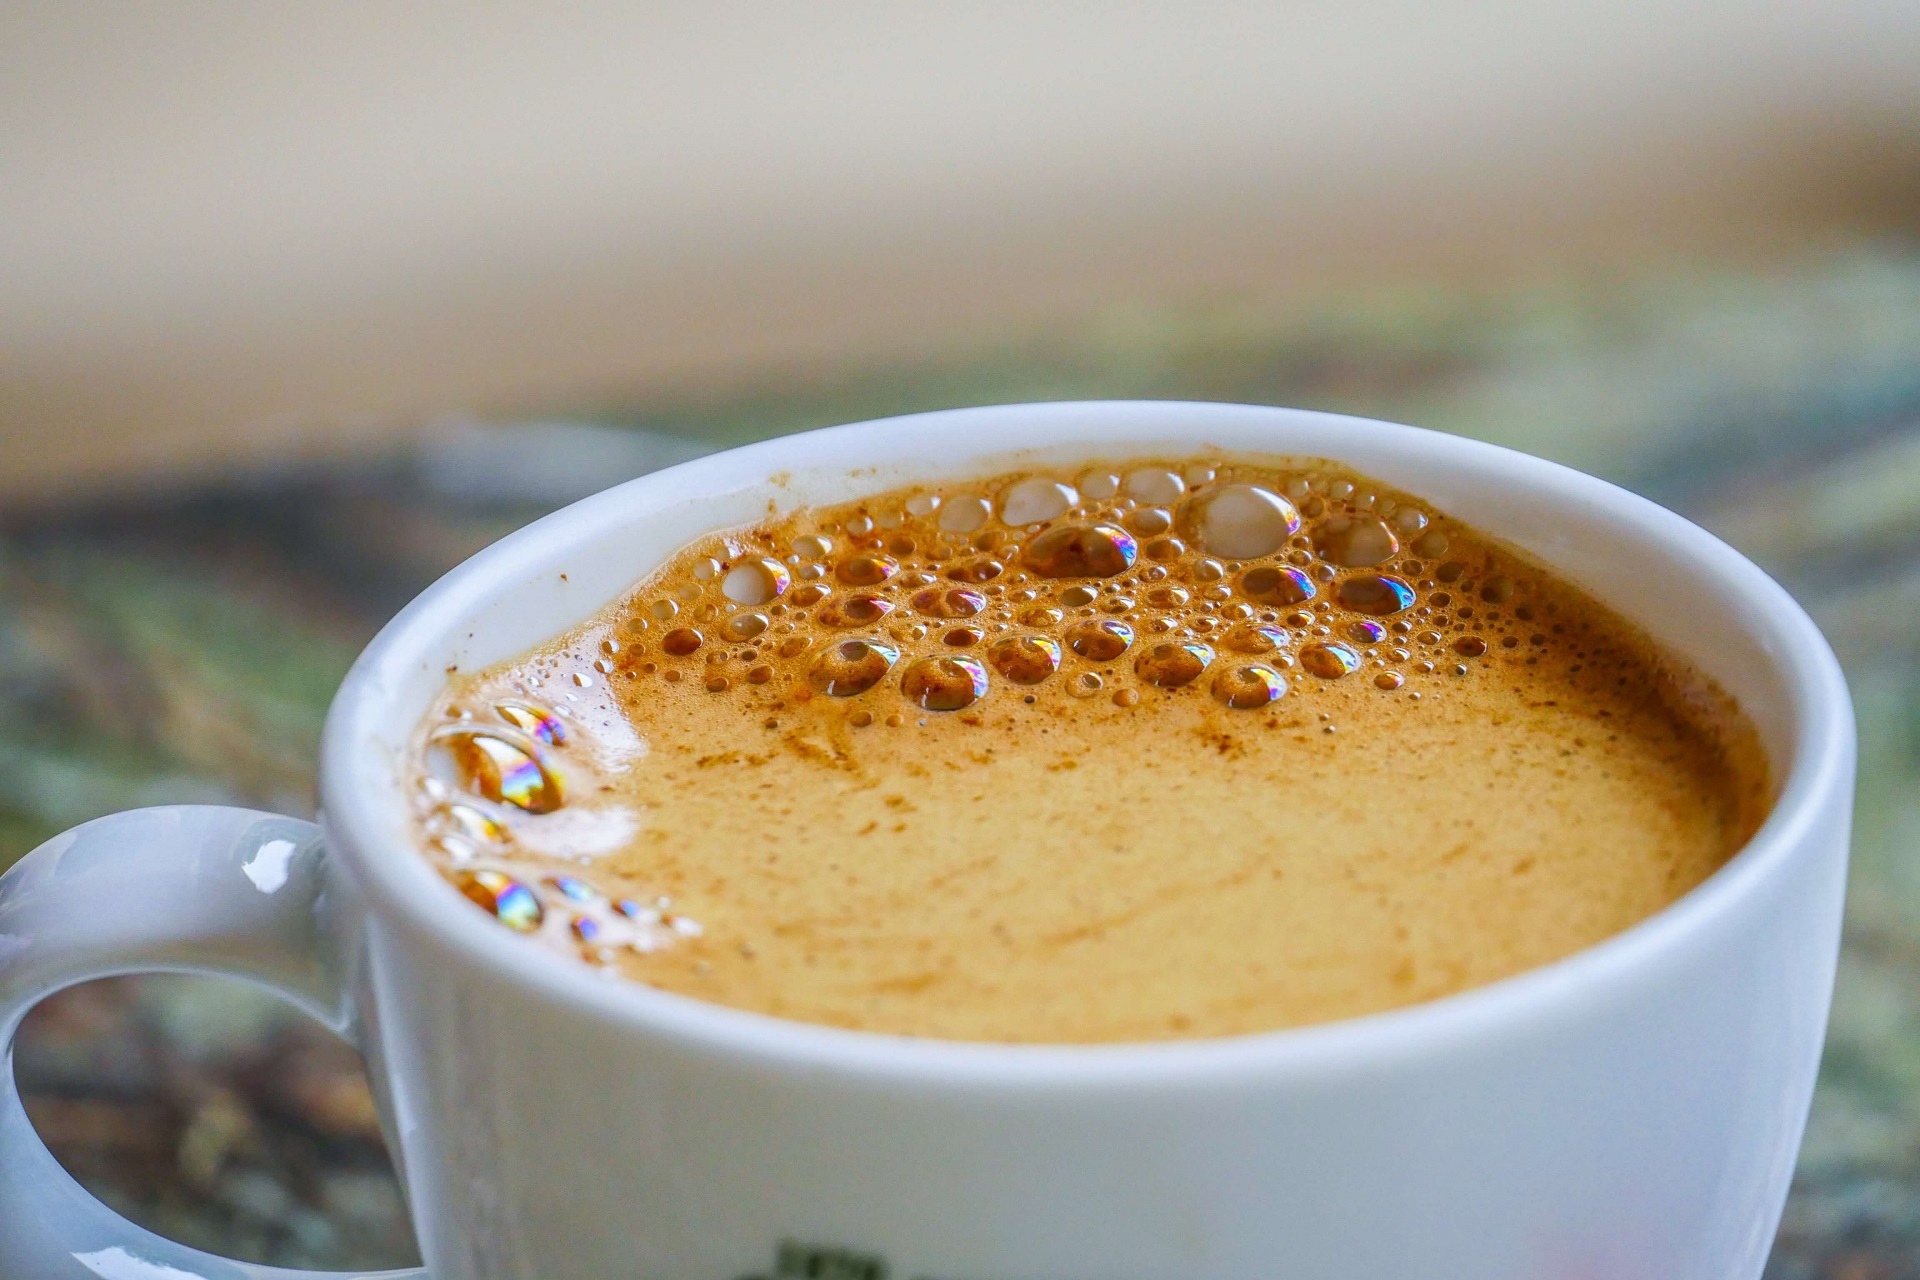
[411,459,1769,1043]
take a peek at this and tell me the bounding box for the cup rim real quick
[320,401,1854,1086]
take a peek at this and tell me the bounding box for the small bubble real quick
[1066,618,1135,661]
[1024,523,1139,578]
[1239,564,1317,606]
[1337,575,1417,616]
[1212,663,1288,708]
[1346,620,1388,644]
[778,635,813,659]
[1189,558,1226,583]
[1077,470,1121,499]
[1019,604,1066,626]
[691,557,722,581]
[723,612,771,641]
[910,586,987,619]
[1453,636,1489,657]
[938,495,992,533]
[998,477,1078,525]
[1414,531,1452,558]
[989,634,1063,684]
[1058,585,1099,607]
[1300,642,1362,679]
[901,654,990,710]
[905,492,941,517]
[1374,671,1405,690]
[790,583,831,607]
[1135,641,1213,688]
[651,599,680,621]
[662,627,703,656]
[943,627,984,646]
[1067,671,1105,698]
[1184,462,1217,486]
[1113,687,1140,707]
[947,557,1006,583]
[1224,623,1289,654]
[845,514,875,537]
[1142,536,1186,562]
[1392,508,1429,534]
[705,674,731,692]
[442,803,508,845]
[1145,584,1190,608]
[1124,468,1186,504]
[1128,507,1174,536]
[818,594,895,628]
[792,533,834,559]
[837,553,900,587]
[1098,595,1136,614]
[850,710,873,727]
[546,874,598,903]
[808,638,901,696]
[747,664,774,684]
[1480,577,1516,604]
[454,869,544,932]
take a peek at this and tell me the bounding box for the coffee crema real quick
[409,458,1770,1043]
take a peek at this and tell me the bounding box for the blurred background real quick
[3,2,1919,1273]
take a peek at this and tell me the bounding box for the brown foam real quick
[411,459,1771,1043]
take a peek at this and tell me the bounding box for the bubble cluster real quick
[584,458,1527,724]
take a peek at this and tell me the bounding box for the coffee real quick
[410,458,1769,1043]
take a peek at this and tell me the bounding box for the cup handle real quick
[0,806,427,1279]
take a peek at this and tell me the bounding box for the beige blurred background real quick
[4,0,1920,502]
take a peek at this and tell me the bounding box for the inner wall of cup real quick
[382,412,1802,808]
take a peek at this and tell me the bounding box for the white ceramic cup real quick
[0,403,1855,1280]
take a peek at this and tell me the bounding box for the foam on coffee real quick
[410,458,1770,1043]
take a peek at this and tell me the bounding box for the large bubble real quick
[1179,484,1300,558]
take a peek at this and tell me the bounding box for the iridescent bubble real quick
[998,477,1078,525]
[988,634,1062,684]
[1135,641,1213,688]
[837,553,900,587]
[809,638,900,696]
[1374,671,1406,690]
[1223,623,1289,654]
[938,495,992,533]
[1212,663,1288,708]
[1238,564,1317,606]
[440,729,564,813]
[1124,468,1186,504]
[912,586,988,619]
[495,700,566,746]
[1346,620,1388,644]
[901,655,990,711]
[818,594,895,628]
[1179,484,1301,558]
[1313,517,1400,568]
[546,875,598,903]
[571,916,602,943]
[723,612,771,641]
[662,627,704,655]
[1066,618,1135,661]
[1023,523,1139,578]
[455,869,544,932]
[1299,642,1362,679]
[723,558,792,605]
[1336,575,1417,616]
